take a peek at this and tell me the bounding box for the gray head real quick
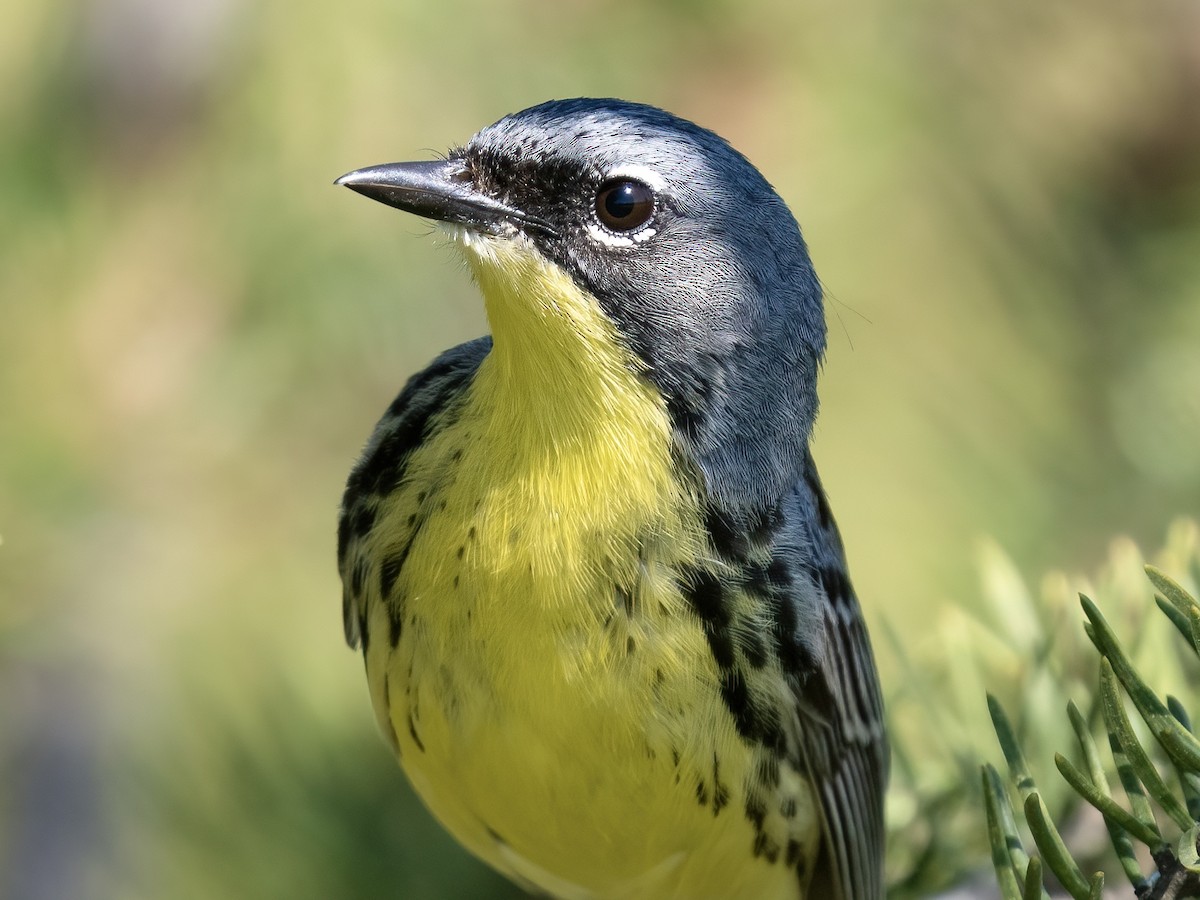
[338,98,827,510]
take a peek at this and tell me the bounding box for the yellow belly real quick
[359,421,816,899]
[357,233,818,898]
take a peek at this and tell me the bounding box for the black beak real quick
[335,159,555,237]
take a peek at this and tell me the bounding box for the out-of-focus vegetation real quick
[886,520,1199,897]
[1,0,1197,897]
[979,535,1200,899]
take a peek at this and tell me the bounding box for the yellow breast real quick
[357,234,817,899]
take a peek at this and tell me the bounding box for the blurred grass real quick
[1,0,1198,897]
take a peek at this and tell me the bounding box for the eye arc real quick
[594,180,655,232]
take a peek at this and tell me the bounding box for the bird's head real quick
[337,98,827,509]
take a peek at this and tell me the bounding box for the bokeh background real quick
[3,0,1199,897]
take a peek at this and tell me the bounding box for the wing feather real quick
[785,457,888,900]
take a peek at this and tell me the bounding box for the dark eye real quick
[595,179,655,232]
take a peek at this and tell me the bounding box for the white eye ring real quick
[585,222,657,247]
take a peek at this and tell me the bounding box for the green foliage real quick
[983,556,1200,898]
[885,520,1200,897]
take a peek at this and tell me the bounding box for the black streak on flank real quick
[753,832,781,864]
[696,779,708,807]
[683,566,727,626]
[767,557,792,588]
[350,558,367,599]
[681,566,735,670]
[720,668,756,740]
[741,629,769,670]
[747,504,782,545]
[353,406,437,498]
[705,506,750,562]
[358,608,370,653]
[337,515,351,564]
[382,509,428,646]
[744,768,782,868]
[687,569,788,750]
[745,793,766,832]
[712,754,729,816]
[379,555,404,601]
[381,679,401,755]
[388,605,403,648]
[769,571,805,675]
[705,503,782,565]
[742,561,769,598]
[349,504,377,539]
[746,556,793,600]
[407,712,425,752]
[786,838,804,869]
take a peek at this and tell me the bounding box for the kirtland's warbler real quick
[335,99,887,900]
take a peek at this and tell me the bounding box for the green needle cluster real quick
[985,567,1200,899]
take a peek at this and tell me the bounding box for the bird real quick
[334,98,887,900]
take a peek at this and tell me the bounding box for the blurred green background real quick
[2,0,1198,897]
